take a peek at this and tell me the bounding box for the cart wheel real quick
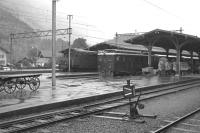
[4,80,16,94]
[16,78,26,90]
[29,77,40,91]
[0,85,4,92]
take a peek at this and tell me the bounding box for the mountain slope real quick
[0,1,70,63]
[0,4,36,62]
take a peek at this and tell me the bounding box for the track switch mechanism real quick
[123,80,157,123]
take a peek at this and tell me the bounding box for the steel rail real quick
[83,80,200,109]
[152,107,200,133]
[1,81,200,132]
[1,80,200,133]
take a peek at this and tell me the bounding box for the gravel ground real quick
[22,84,200,133]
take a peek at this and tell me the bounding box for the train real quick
[59,48,98,72]
[59,48,200,76]
[98,49,159,76]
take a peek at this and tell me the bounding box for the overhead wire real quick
[0,0,86,18]
[0,0,108,44]
[141,0,182,20]
[0,0,97,28]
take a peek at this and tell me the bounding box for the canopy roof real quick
[89,33,166,52]
[125,29,200,53]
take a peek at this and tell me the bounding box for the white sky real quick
[2,0,200,45]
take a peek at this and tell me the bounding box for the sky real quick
[1,0,200,45]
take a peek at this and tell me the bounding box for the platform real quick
[0,72,199,117]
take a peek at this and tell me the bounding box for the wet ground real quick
[0,72,197,113]
[23,74,200,133]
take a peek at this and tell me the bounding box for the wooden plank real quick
[0,74,41,79]
[0,129,8,133]
[92,115,128,121]
[12,124,27,128]
[35,119,48,123]
[103,111,127,116]
[54,115,64,119]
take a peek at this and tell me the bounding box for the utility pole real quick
[180,27,183,33]
[52,0,57,89]
[10,33,14,65]
[115,32,118,49]
[174,27,183,33]
[67,15,73,72]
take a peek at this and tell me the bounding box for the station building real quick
[60,29,200,76]
[89,29,200,76]
[125,29,200,75]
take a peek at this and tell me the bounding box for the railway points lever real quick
[123,80,157,123]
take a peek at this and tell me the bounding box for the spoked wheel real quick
[16,78,26,90]
[29,77,40,91]
[0,85,4,92]
[4,80,16,94]
[0,81,4,92]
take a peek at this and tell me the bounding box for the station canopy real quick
[125,29,200,54]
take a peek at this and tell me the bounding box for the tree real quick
[71,38,88,49]
[27,47,42,60]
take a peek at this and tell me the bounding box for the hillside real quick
[0,3,34,62]
[0,2,66,63]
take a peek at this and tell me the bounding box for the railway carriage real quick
[59,48,98,72]
[98,49,159,77]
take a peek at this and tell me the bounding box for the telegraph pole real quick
[67,15,73,72]
[115,32,118,49]
[52,0,57,89]
[180,27,183,33]
[10,33,14,64]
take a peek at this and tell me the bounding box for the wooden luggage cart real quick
[0,74,41,94]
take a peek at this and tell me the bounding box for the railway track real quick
[0,79,200,133]
[151,107,200,133]
[59,75,99,80]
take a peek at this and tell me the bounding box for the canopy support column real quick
[170,37,181,76]
[147,45,152,67]
[166,48,169,59]
[176,47,181,76]
[190,51,193,73]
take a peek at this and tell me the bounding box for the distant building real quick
[0,47,9,66]
[40,50,62,58]
[36,58,50,67]
[16,57,34,68]
[40,50,52,58]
